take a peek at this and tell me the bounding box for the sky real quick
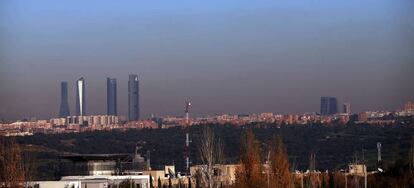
[0,0,413,120]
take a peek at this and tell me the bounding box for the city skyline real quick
[1,1,413,187]
[1,74,412,120]
[0,0,413,120]
[46,75,414,120]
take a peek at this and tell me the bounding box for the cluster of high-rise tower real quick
[59,75,140,121]
[320,96,351,115]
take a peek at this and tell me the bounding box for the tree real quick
[149,174,154,188]
[410,136,414,174]
[321,176,326,188]
[0,138,25,188]
[328,172,334,188]
[195,169,202,188]
[268,136,293,188]
[234,129,266,188]
[198,126,224,188]
[308,151,317,188]
[188,177,192,188]
[23,151,36,187]
[158,177,162,188]
[178,179,182,188]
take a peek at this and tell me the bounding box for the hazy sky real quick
[1,0,413,120]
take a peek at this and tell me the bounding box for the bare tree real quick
[307,151,317,188]
[198,126,224,188]
[0,138,25,188]
[23,151,37,188]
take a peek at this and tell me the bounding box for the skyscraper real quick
[59,81,70,118]
[320,97,338,115]
[76,77,86,116]
[107,77,117,116]
[343,103,351,114]
[128,74,140,120]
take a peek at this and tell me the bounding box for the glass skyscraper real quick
[59,81,70,118]
[128,74,140,120]
[320,97,338,115]
[76,77,86,116]
[107,78,117,116]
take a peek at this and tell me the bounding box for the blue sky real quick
[0,0,413,119]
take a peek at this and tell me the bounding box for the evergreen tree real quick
[268,136,293,188]
[149,174,154,188]
[321,176,326,188]
[158,177,162,188]
[195,170,202,188]
[188,177,192,188]
[328,172,335,188]
[234,129,266,188]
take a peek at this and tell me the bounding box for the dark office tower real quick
[107,78,117,116]
[343,103,351,114]
[320,97,338,115]
[76,77,86,116]
[59,82,70,118]
[128,74,140,121]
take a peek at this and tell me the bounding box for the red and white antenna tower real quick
[185,100,191,126]
[184,100,192,172]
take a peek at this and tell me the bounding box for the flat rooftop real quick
[60,154,132,161]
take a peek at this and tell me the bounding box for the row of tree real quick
[196,126,293,188]
[234,129,292,188]
[196,127,414,188]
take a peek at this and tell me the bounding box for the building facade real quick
[76,77,86,116]
[320,97,338,115]
[59,81,70,118]
[343,102,351,114]
[128,74,140,120]
[107,78,117,116]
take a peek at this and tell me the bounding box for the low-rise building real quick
[190,164,239,186]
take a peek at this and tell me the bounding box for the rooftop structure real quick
[60,153,147,176]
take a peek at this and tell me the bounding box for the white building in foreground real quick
[29,175,150,188]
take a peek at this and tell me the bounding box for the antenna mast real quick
[184,100,192,173]
[377,142,382,162]
[185,100,191,126]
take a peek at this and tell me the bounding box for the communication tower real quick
[184,100,192,172]
[377,142,382,162]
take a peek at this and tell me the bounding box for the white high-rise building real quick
[76,77,86,116]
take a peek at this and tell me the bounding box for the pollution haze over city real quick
[1,0,413,120]
[1,1,414,188]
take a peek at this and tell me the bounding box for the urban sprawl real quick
[1,76,413,136]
